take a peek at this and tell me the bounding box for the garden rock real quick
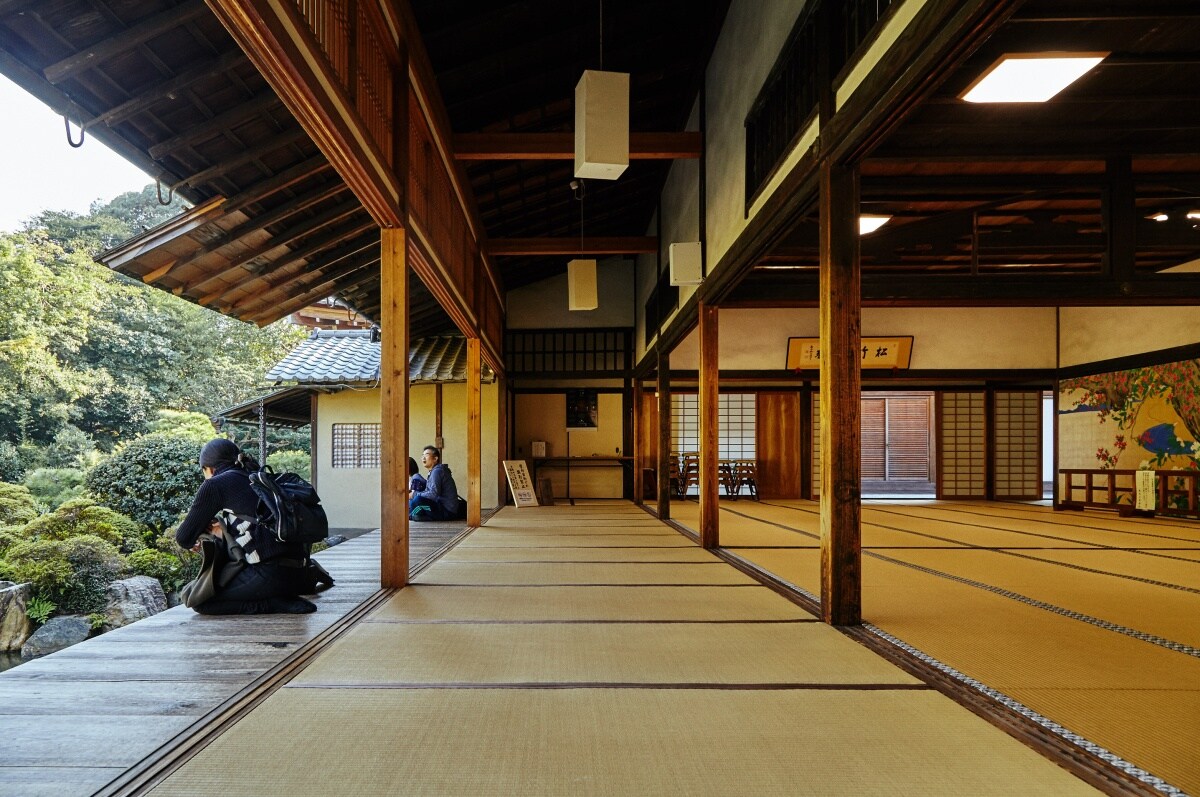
[104,576,168,629]
[0,581,32,652]
[21,615,90,659]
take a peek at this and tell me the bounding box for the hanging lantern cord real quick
[258,397,268,465]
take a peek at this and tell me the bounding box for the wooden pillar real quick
[656,349,671,519]
[497,373,509,505]
[632,379,643,505]
[698,302,719,548]
[467,337,482,526]
[380,227,409,588]
[818,160,861,626]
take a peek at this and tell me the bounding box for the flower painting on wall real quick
[1059,358,1200,472]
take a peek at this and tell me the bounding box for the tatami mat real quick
[457,532,693,548]
[441,545,721,562]
[290,622,920,685]
[413,561,758,585]
[368,584,815,622]
[149,688,1099,797]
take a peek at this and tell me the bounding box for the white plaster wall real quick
[514,392,625,498]
[703,0,810,275]
[435,381,501,508]
[317,382,502,529]
[671,307,1058,371]
[316,389,382,529]
[1059,307,1200,367]
[507,258,634,328]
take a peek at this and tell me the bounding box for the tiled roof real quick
[266,330,488,385]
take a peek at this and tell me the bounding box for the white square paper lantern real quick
[567,259,598,310]
[574,70,629,180]
[669,241,704,285]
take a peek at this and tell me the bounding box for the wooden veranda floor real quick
[668,499,1200,796]
[0,521,471,797]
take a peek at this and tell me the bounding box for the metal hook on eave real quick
[155,176,176,206]
[64,115,85,148]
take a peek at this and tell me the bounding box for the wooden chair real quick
[734,459,758,500]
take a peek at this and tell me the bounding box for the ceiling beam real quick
[453,132,703,160]
[42,1,209,84]
[147,93,282,160]
[483,237,657,256]
[89,49,248,128]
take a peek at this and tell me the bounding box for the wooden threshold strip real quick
[285,681,931,691]
[362,618,823,625]
[413,582,766,588]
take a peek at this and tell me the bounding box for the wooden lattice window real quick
[331,423,380,469]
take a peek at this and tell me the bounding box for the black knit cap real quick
[199,438,241,469]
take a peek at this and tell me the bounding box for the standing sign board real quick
[503,460,540,507]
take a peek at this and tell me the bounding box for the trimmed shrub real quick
[84,434,203,533]
[126,548,194,594]
[3,534,124,614]
[24,467,86,510]
[19,498,147,553]
[267,449,311,480]
[147,409,216,443]
[0,481,38,525]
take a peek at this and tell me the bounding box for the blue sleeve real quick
[415,467,444,501]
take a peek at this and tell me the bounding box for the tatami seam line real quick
[361,619,821,624]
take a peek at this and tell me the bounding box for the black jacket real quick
[175,464,304,563]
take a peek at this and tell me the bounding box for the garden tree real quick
[147,409,216,442]
[43,425,97,468]
[25,185,185,256]
[23,468,86,510]
[84,433,203,533]
[1,185,306,468]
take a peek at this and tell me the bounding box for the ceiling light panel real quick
[960,53,1107,103]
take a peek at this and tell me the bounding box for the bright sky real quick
[0,74,153,234]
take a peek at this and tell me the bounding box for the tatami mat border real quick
[660,510,1182,797]
[862,624,1187,797]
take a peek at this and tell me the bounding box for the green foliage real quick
[267,449,311,480]
[2,534,124,614]
[0,442,24,483]
[23,467,86,510]
[44,425,97,468]
[148,409,216,442]
[0,525,22,556]
[88,613,106,630]
[18,497,146,553]
[0,481,38,525]
[84,434,203,533]
[25,595,55,625]
[127,548,190,593]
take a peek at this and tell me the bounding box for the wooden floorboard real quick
[0,522,469,796]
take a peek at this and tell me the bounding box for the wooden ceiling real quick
[730,0,1200,307]
[408,0,730,291]
[0,0,730,328]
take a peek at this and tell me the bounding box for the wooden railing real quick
[1058,469,1200,518]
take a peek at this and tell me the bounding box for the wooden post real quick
[497,372,509,505]
[656,349,672,519]
[380,227,409,588]
[467,337,482,526]
[698,302,719,549]
[632,379,643,505]
[818,160,861,626]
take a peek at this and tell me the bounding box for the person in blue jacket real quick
[407,445,465,521]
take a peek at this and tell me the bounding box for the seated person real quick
[408,456,427,493]
[176,438,322,615]
[408,445,466,521]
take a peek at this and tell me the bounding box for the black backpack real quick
[248,466,329,545]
